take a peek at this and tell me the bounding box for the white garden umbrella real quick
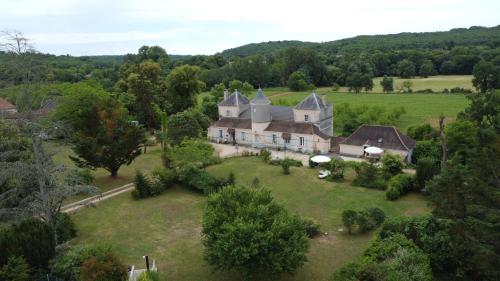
[364,146,384,154]
[310,155,332,163]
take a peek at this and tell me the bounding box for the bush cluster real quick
[342,207,386,234]
[301,218,321,238]
[353,162,386,190]
[331,233,433,281]
[269,158,303,167]
[385,174,416,200]
[259,148,271,162]
[0,219,56,272]
[51,244,127,281]
[176,165,232,194]
[132,169,176,199]
[55,212,78,243]
[381,153,404,179]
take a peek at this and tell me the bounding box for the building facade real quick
[208,89,333,154]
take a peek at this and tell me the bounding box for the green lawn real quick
[48,142,163,192]
[71,157,429,281]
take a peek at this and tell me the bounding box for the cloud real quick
[1,0,498,55]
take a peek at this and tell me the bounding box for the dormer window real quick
[304,114,309,122]
[226,110,231,117]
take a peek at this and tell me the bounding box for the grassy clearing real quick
[48,142,163,192]
[72,157,429,281]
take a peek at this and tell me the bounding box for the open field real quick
[371,75,473,92]
[199,75,471,131]
[48,142,163,192]
[71,157,429,281]
[271,92,468,131]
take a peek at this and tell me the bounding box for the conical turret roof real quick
[294,92,327,110]
[250,88,270,105]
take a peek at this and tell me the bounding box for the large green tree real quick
[202,186,309,279]
[427,89,500,280]
[166,109,210,145]
[55,89,146,177]
[165,65,205,114]
[472,60,500,93]
[126,60,163,129]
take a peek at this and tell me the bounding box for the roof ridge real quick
[391,126,410,150]
[339,124,367,144]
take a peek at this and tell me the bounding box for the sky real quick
[0,0,499,56]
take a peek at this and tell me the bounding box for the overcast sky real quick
[1,0,498,56]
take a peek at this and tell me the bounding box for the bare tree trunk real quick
[439,115,448,165]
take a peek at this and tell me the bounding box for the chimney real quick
[321,95,327,106]
[223,89,229,100]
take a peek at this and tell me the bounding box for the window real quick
[218,129,223,138]
[272,134,277,144]
[304,114,309,122]
[225,110,231,117]
[285,138,290,144]
[241,132,246,141]
[299,136,305,146]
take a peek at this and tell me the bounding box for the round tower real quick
[250,88,271,123]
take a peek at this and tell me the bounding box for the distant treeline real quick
[1,25,499,92]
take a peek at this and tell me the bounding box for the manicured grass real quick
[71,157,429,281]
[47,142,163,192]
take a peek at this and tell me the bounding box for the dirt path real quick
[61,183,134,213]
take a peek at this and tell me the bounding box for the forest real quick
[1,25,499,94]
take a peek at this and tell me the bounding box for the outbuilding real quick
[339,124,416,163]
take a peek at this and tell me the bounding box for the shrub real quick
[227,171,236,186]
[416,157,439,189]
[80,251,127,281]
[327,158,345,180]
[0,256,30,281]
[281,161,291,175]
[365,234,420,261]
[386,174,416,200]
[51,244,125,281]
[342,209,357,234]
[356,210,375,233]
[412,140,441,164]
[302,218,321,238]
[55,212,77,243]
[251,177,260,188]
[0,219,56,271]
[259,148,271,162]
[381,153,404,178]
[137,271,161,281]
[133,171,153,199]
[176,164,226,194]
[151,168,176,190]
[169,138,219,168]
[283,158,303,167]
[353,162,386,190]
[366,207,386,226]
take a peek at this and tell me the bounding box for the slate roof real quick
[0,98,16,111]
[264,120,331,139]
[340,124,416,151]
[295,92,327,110]
[250,88,270,105]
[213,118,252,129]
[218,90,250,106]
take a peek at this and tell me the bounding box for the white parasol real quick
[364,146,384,154]
[310,155,332,163]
